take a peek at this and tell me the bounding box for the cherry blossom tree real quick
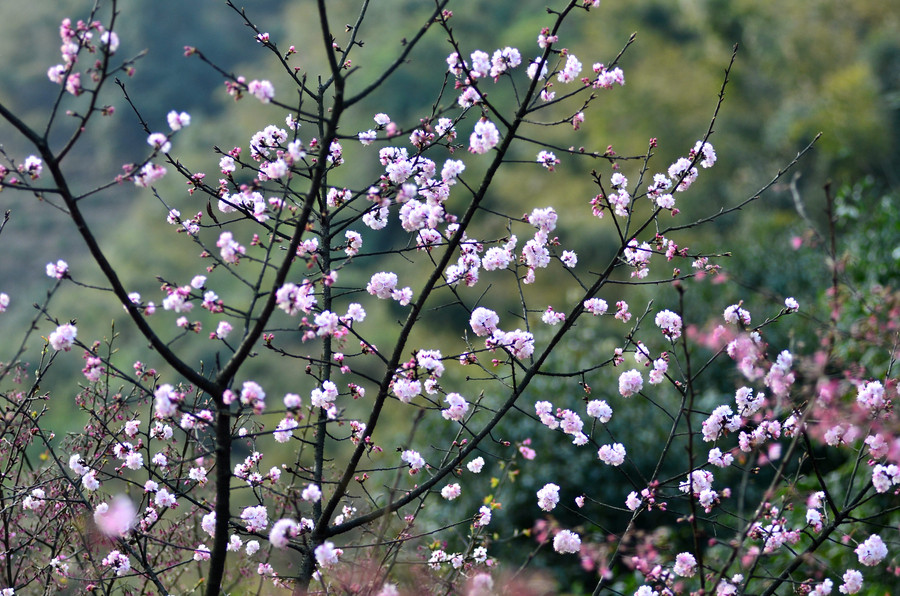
[0,1,895,595]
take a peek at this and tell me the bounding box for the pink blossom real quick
[872,464,900,493]
[699,488,719,512]
[528,207,558,233]
[94,496,136,537]
[22,155,43,179]
[275,281,316,315]
[270,518,302,548]
[239,380,266,412]
[648,358,668,384]
[541,306,565,325]
[155,488,177,508]
[162,286,192,313]
[522,237,550,268]
[691,140,717,168]
[258,562,274,576]
[441,393,469,421]
[572,111,585,130]
[490,46,521,77]
[133,163,167,187]
[702,405,739,442]
[147,132,171,153]
[102,550,131,576]
[100,30,119,54]
[724,304,751,326]
[708,447,734,468]
[557,54,582,83]
[22,488,46,511]
[584,297,608,315]
[154,384,180,419]
[314,310,341,337]
[482,245,512,270]
[391,286,413,305]
[594,65,625,88]
[65,72,82,96]
[358,130,376,145]
[124,420,141,437]
[618,369,643,397]
[48,64,66,84]
[441,483,462,500]
[537,483,560,511]
[214,321,232,339]
[69,454,88,475]
[219,155,236,174]
[367,271,398,299]
[856,380,886,412]
[247,79,275,102]
[260,158,288,180]
[401,449,425,471]
[839,569,863,594]
[201,512,216,536]
[626,491,642,511]
[597,443,626,466]
[49,323,77,351]
[216,231,246,264]
[273,417,298,443]
[167,110,191,130]
[553,530,581,554]
[492,328,535,359]
[673,551,697,577]
[654,309,683,339]
[241,505,269,532]
[315,541,342,567]
[587,399,612,423]
[474,505,492,527]
[615,300,631,322]
[657,193,675,209]
[668,157,698,191]
[469,119,500,154]
[46,259,68,279]
[227,535,243,552]
[467,457,485,473]
[193,544,211,561]
[855,534,887,566]
[537,150,559,171]
[391,376,421,403]
[302,484,322,503]
[864,433,889,458]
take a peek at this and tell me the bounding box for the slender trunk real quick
[205,399,232,596]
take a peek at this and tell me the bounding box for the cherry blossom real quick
[855,534,887,566]
[618,369,643,397]
[315,541,342,567]
[839,569,863,594]
[553,530,581,554]
[469,119,500,154]
[247,79,275,102]
[537,483,560,511]
[673,552,697,577]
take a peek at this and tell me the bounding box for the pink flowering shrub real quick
[0,1,895,596]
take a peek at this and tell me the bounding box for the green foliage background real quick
[0,0,898,592]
